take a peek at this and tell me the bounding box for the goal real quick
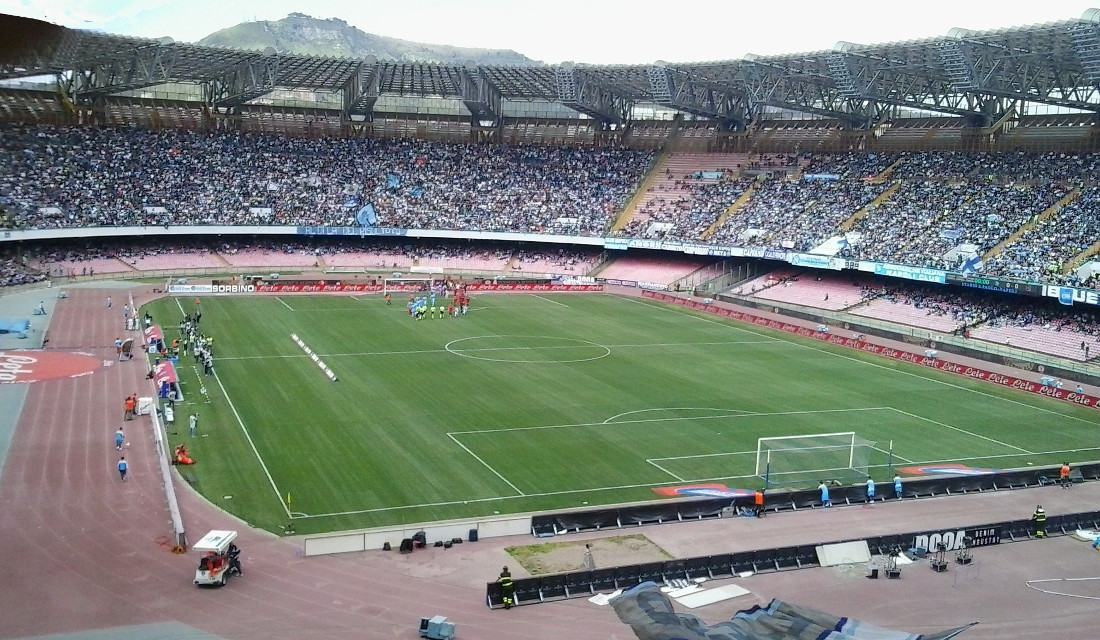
[383,276,438,295]
[755,432,874,489]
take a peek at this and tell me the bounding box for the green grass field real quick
[146,292,1100,535]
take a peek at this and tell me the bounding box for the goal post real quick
[755,431,875,489]
[383,276,438,295]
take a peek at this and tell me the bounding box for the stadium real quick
[3,7,1100,640]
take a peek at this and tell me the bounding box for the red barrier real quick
[253,283,604,293]
[643,291,1100,411]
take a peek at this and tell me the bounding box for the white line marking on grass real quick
[870,445,914,464]
[174,296,290,517]
[623,295,1100,426]
[275,296,294,311]
[445,433,526,496]
[887,407,1032,454]
[603,407,753,423]
[531,294,568,307]
[209,369,292,518]
[451,407,891,435]
[646,459,686,482]
[216,339,775,361]
[292,442,1100,520]
[904,446,1100,466]
[649,449,758,462]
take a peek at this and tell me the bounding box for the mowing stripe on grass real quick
[215,339,780,361]
[288,443,1100,519]
[448,406,891,435]
[619,295,1100,427]
[886,407,1032,453]
[446,433,526,496]
[175,298,290,517]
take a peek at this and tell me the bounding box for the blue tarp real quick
[0,319,31,337]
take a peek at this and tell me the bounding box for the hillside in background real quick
[197,13,538,65]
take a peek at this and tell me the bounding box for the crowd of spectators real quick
[618,177,754,239]
[891,183,1071,270]
[981,187,1100,286]
[709,178,887,251]
[890,151,1100,182]
[8,237,601,286]
[0,253,45,287]
[6,124,1100,290]
[0,125,652,236]
[798,152,901,179]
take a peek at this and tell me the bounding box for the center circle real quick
[444,335,611,363]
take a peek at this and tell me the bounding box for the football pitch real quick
[147,292,1100,535]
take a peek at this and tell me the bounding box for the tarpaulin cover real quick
[610,582,975,640]
[0,319,30,334]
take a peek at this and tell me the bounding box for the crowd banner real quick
[872,263,947,284]
[788,253,845,271]
[642,291,1100,410]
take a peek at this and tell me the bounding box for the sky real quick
[2,0,1099,64]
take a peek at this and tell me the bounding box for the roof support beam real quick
[830,50,994,121]
[460,64,502,125]
[738,60,884,127]
[202,56,278,109]
[940,36,1099,113]
[649,66,749,128]
[62,43,178,104]
[554,64,632,127]
[342,60,379,121]
[1071,21,1100,85]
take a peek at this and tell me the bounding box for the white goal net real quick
[383,277,438,295]
[755,431,875,489]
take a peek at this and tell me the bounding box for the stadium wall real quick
[301,514,532,556]
[713,292,1100,387]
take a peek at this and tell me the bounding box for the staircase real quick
[1064,238,1100,274]
[700,184,756,241]
[868,158,906,184]
[210,251,233,268]
[984,188,1082,261]
[612,152,751,236]
[610,151,669,232]
[840,181,901,231]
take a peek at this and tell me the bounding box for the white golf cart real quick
[193,530,238,587]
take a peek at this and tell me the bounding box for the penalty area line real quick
[531,294,568,307]
[446,433,526,496]
[275,296,295,311]
[646,459,686,482]
[886,407,1032,454]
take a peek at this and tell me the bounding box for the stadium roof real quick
[1,10,1099,127]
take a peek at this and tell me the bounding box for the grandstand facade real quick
[2,11,1100,151]
[4,10,1100,304]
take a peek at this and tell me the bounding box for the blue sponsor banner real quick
[763,248,789,261]
[298,226,407,237]
[604,238,630,250]
[1043,284,1100,306]
[802,173,841,182]
[873,263,947,284]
